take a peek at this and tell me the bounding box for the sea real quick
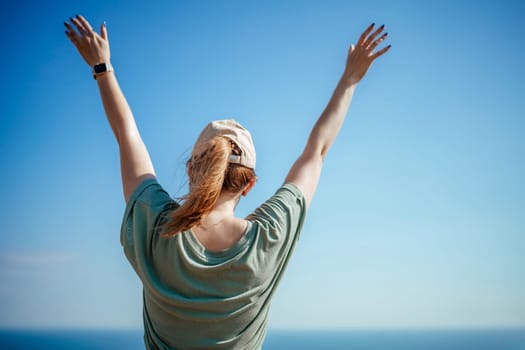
[0,328,524,349]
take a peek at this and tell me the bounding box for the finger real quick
[65,29,80,46]
[76,14,94,33]
[70,16,88,35]
[100,21,108,40]
[371,45,391,60]
[365,24,385,48]
[64,22,79,40]
[368,32,388,51]
[63,21,78,36]
[357,23,375,46]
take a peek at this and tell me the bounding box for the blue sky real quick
[0,0,524,329]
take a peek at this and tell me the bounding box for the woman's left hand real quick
[342,23,391,85]
[64,15,110,67]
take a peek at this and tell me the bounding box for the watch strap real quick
[92,62,113,80]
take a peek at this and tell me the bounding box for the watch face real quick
[94,63,108,74]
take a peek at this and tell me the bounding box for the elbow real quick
[308,142,328,161]
[303,143,326,164]
[116,125,141,147]
[319,145,329,160]
[306,132,331,161]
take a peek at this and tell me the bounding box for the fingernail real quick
[371,22,375,26]
[103,21,107,27]
[380,24,385,28]
[76,14,80,18]
[69,17,73,21]
[384,32,388,36]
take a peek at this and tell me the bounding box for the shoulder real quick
[122,178,178,239]
[246,183,307,241]
[249,183,305,220]
[121,178,178,254]
[126,178,176,210]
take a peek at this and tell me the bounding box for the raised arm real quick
[285,23,390,207]
[65,15,155,202]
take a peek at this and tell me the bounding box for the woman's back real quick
[122,179,306,349]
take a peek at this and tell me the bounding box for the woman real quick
[65,15,390,350]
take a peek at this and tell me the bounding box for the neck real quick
[199,191,240,227]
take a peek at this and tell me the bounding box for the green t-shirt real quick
[121,178,306,350]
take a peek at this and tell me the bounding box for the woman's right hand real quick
[64,15,110,67]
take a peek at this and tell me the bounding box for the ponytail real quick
[162,136,232,237]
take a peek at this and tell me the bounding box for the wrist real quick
[92,61,113,80]
[341,67,363,86]
[339,72,358,90]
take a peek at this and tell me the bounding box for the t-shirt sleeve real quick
[120,178,177,273]
[247,183,307,248]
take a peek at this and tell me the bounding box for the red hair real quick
[162,136,256,237]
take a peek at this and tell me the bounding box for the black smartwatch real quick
[93,62,113,79]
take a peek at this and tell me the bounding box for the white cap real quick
[191,119,256,169]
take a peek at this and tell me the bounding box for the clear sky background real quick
[0,0,523,330]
